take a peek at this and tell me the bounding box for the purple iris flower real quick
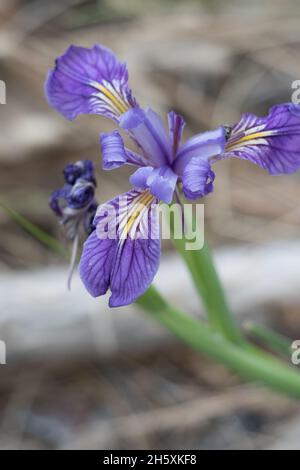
[46,44,300,307]
[49,159,98,287]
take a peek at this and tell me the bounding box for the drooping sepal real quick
[224,103,300,174]
[45,44,137,122]
[79,189,161,307]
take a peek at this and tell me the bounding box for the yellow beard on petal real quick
[123,191,155,238]
[226,130,275,151]
[95,83,129,115]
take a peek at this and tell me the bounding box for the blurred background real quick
[1,0,300,450]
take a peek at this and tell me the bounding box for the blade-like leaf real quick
[0,201,67,258]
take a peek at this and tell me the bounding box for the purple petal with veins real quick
[223,103,300,174]
[45,44,138,122]
[79,189,160,307]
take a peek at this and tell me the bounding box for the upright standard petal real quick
[168,111,185,158]
[119,108,172,166]
[45,44,137,122]
[173,126,226,175]
[100,130,147,170]
[223,103,300,174]
[79,189,160,307]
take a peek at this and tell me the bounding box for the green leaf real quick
[139,293,300,398]
[0,201,67,258]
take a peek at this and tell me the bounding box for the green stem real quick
[137,287,300,398]
[169,200,243,345]
[244,321,292,358]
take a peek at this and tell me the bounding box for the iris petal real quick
[79,189,160,307]
[119,107,172,166]
[173,126,226,175]
[79,230,116,297]
[168,111,185,158]
[181,157,215,200]
[100,130,147,170]
[49,185,70,217]
[223,103,300,174]
[45,44,137,122]
[130,165,177,204]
